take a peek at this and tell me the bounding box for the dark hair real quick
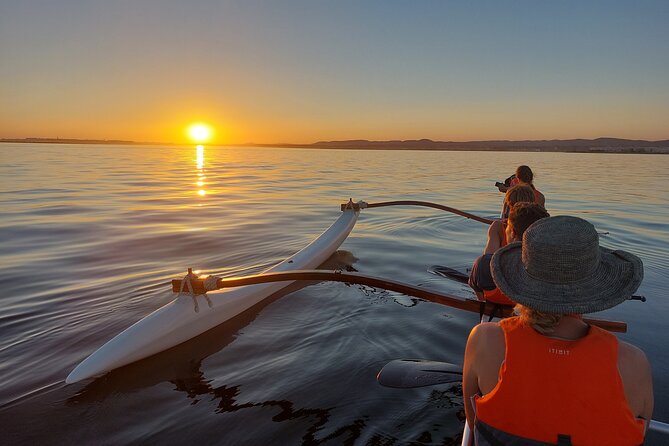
[505,185,534,207]
[515,165,534,184]
[508,202,549,237]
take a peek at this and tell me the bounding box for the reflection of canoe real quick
[66,207,359,384]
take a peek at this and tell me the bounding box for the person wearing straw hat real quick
[463,216,653,445]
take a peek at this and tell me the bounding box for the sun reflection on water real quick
[196,145,204,170]
[195,145,207,197]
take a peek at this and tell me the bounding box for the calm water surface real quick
[1,144,668,445]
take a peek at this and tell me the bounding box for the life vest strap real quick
[556,434,572,445]
[478,301,508,322]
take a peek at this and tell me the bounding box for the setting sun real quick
[187,123,213,143]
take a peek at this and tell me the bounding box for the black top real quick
[469,253,497,293]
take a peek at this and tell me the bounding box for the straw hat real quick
[491,216,643,314]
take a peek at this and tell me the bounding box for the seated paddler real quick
[485,184,536,254]
[497,165,546,213]
[463,215,653,446]
[469,202,549,307]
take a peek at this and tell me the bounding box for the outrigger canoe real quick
[66,204,360,383]
[66,199,666,442]
[67,200,629,383]
[66,199,491,384]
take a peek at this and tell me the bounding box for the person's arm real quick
[536,191,546,207]
[469,254,497,302]
[463,325,484,429]
[484,220,504,255]
[618,341,654,430]
[463,323,505,428]
[468,255,486,301]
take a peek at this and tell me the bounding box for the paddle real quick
[376,359,462,388]
[427,265,469,284]
[376,359,669,436]
[171,269,628,333]
[341,200,494,225]
[428,265,647,302]
[346,199,614,239]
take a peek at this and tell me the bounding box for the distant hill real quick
[304,137,669,153]
[0,137,139,145]
[3,137,668,153]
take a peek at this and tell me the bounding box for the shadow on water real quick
[64,251,395,444]
[67,287,370,444]
[166,378,371,446]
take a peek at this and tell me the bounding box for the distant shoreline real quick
[0,138,157,145]
[2,137,668,154]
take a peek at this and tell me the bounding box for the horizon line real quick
[2,135,669,146]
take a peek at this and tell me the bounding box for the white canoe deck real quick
[66,208,358,383]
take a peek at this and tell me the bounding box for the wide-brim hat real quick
[491,215,643,314]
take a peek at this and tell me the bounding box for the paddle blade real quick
[427,265,470,285]
[649,419,669,435]
[377,359,463,388]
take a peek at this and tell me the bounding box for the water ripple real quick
[1,145,668,444]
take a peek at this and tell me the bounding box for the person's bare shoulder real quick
[489,220,502,232]
[467,323,506,394]
[468,322,505,353]
[466,323,505,376]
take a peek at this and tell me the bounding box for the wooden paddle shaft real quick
[340,200,494,224]
[171,269,627,333]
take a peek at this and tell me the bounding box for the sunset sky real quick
[1,1,667,144]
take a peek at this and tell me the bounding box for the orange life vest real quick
[483,287,514,306]
[474,317,645,446]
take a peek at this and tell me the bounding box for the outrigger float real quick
[66,200,667,442]
[66,200,360,384]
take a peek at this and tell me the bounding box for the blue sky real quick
[1,0,667,143]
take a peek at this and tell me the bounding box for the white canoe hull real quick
[66,209,358,384]
[461,423,472,446]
